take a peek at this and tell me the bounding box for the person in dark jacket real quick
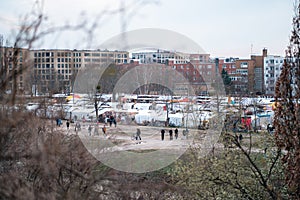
[169,129,173,140]
[161,129,165,141]
[174,128,179,139]
[66,121,70,130]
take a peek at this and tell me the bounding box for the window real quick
[240,62,248,68]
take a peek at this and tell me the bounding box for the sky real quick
[0,0,295,58]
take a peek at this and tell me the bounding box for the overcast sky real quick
[0,0,295,58]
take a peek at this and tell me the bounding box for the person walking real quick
[102,125,107,136]
[88,125,92,136]
[161,129,165,141]
[136,128,141,143]
[109,116,114,127]
[169,129,173,140]
[174,128,178,139]
[66,120,70,130]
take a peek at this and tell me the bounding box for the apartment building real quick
[264,55,284,95]
[251,48,268,94]
[0,47,31,94]
[31,49,129,94]
[218,49,281,96]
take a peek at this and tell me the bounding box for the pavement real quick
[54,120,217,152]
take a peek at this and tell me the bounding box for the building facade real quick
[132,50,215,95]
[31,49,129,95]
[251,48,268,94]
[0,47,31,94]
[263,55,284,95]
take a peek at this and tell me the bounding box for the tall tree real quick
[221,68,232,94]
[274,1,300,199]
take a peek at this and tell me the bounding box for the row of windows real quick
[35,70,55,74]
[58,69,72,74]
[34,64,54,68]
[84,53,125,57]
[58,63,81,68]
[57,52,72,57]
[34,51,128,58]
[230,76,247,82]
[35,69,79,74]
[236,69,248,74]
[265,74,279,78]
[222,65,236,69]
[35,58,54,63]
[265,59,283,64]
[34,52,54,57]
[57,58,72,62]
[265,67,282,71]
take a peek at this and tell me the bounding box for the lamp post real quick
[166,102,169,127]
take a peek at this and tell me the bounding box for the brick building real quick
[132,50,215,95]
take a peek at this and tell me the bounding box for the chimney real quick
[262,48,267,57]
